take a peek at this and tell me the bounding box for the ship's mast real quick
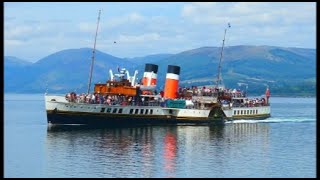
[87,10,101,94]
[215,23,230,88]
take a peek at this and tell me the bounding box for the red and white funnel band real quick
[142,63,158,86]
[143,72,158,79]
[164,65,180,99]
[165,73,179,80]
[143,72,158,86]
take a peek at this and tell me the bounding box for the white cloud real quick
[181,2,316,26]
[129,12,145,21]
[5,20,75,41]
[180,2,316,49]
[5,25,34,38]
[5,39,25,46]
[106,12,145,29]
[117,33,160,43]
[4,2,316,61]
[79,22,97,33]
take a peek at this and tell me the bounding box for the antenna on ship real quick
[45,80,48,95]
[87,9,102,94]
[215,23,231,89]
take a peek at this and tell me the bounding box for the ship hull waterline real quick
[46,110,270,127]
[46,110,226,126]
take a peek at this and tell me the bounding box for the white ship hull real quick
[223,106,271,120]
[45,95,270,126]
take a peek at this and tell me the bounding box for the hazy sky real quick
[4,2,316,62]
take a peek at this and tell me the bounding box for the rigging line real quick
[216,23,230,88]
[87,9,102,94]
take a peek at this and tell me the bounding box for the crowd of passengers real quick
[65,86,233,105]
[66,92,138,105]
[220,97,269,108]
[66,86,268,107]
[178,86,246,98]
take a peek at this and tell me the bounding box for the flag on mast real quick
[265,87,270,97]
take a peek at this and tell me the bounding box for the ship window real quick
[244,110,246,115]
[135,109,139,114]
[101,108,105,112]
[140,109,144,114]
[169,109,173,114]
[145,109,149,114]
[256,110,258,114]
[118,108,123,114]
[234,110,236,115]
[150,109,153,115]
[130,109,133,114]
[107,108,111,113]
[247,110,249,114]
[237,110,240,115]
[112,108,117,113]
[241,110,243,115]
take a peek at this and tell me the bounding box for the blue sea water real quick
[4,94,316,178]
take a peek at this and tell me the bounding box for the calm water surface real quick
[4,94,316,178]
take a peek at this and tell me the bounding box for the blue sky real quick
[4,2,316,62]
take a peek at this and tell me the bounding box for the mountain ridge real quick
[4,45,316,96]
